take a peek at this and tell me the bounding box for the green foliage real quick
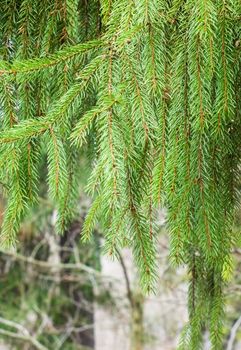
[0,0,240,347]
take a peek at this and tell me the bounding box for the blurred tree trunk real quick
[131,293,144,350]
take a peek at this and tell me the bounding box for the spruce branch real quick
[0,1,240,346]
[0,40,103,75]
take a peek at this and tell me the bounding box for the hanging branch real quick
[0,0,240,347]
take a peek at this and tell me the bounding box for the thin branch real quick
[0,249,100,276]
[0,317,47,350]
[227,315,241,350]
[116,248,134,308]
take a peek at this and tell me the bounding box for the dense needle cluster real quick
[0,1,240,348]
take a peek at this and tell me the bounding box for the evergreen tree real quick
[0,1,240,348]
